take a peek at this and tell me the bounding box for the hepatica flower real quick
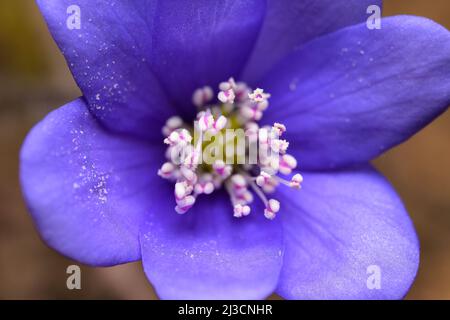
[20,0,450,299]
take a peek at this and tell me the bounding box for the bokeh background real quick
[0,1,449,299]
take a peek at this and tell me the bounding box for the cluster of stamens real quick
[158,78,303,220]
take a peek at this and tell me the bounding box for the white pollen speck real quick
[289,78,299,91]
[95,94,101,100]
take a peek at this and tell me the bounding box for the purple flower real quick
[21,0,450,299]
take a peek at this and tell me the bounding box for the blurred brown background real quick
[0,1,449,299]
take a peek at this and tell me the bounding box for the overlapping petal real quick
[261,16,450,170]
[140,193,284,299]
[36,0,176,139]
[37,0,266,134]
[20,98,164,265]
[243,0,382,83]
[150,0,266,119]
[276,166,419,299]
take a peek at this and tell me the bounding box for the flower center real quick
[158,78,303,220]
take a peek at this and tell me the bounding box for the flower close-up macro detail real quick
[19,0,450,300]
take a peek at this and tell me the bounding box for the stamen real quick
[225,180,252,218]
[279,154,297,175]
[157,162,176,179]
[271,173,303,189]
[245,122,259,142]
[219,78,237,91]
[247,177,267,206]
[270,138,289,154]
[273,123,286,136]
[213,160,232,179]
[212,115,227,132]
[240,105,263,121]
[233,204,251,218]
[180,166,197,183]
[264,199,280,220]
[194,173,215,195]
[248,88,271,103]
[162,116,183,136]
[197,110,214,132]
[159,78,303,220]
[230,174,247,192]
[175,195,196,214]
[234,82,251,102]
[175,181,191,200]
[192,86,213,108]
[218,78,237,104]
[246,176,280,220]
[236,189,254,204]
[164,129,192,147]
[290,173,304,189]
